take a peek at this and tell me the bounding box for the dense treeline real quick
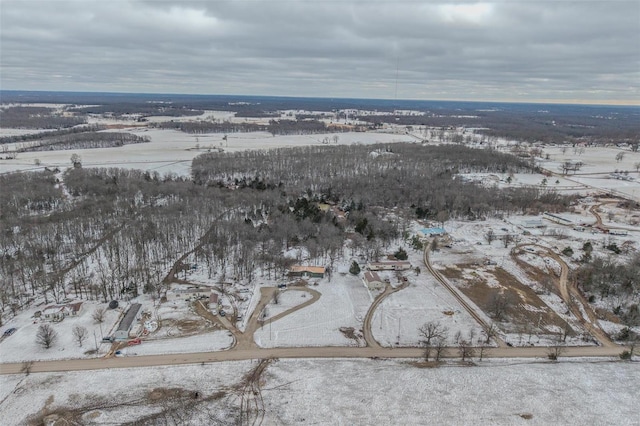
[15,132,149,152]
[0,125,106,145]
[266,119,359,136]
[68,104,203,117]
[0,106,86,129]
[575,255,640,327]
[0,171,64,221]
[153,119,360,136]
[193,143,569,219]
[357,110,639,145]
[152,120,265,134]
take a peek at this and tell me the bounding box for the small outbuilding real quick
[522,219,545,228]
[363,271,385,290]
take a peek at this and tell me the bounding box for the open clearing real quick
[0,358,637,425]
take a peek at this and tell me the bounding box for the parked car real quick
[3,328,17,337]
[219,310,226,317]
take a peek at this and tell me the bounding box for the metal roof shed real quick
[114,303,142,340]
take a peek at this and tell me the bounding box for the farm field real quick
[0,358,638,425]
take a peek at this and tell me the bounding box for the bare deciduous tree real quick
[485,229,495,244]
[458,339,474,361]
[418,321,448,346]
[73,325,88,347]
[488,293,512,321]
[482,322,498,344]
[36,324,58,349]
[477,338,490,361]
[434,337,447,361]
[92,307,106,323]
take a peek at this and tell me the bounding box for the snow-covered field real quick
[0,128,415,176]
[0,358,637,425]
[372,249,484,347]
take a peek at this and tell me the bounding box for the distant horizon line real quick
[1,89,638,108]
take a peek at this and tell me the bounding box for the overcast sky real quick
[1,0,638,104]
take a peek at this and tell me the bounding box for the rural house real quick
[367,261,411,271]
[288,265,326,279]
[363,271,385,290]
[42,301,83,322]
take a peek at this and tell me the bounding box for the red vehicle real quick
[128,338,142,346]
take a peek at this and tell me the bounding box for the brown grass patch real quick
[457,267,573,335]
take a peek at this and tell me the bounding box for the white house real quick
[42,301,83,322]
[367,261,411,271]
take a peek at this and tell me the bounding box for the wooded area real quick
[0,143,576,320]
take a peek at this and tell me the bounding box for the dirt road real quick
[0,344,628,375]
[362,281,409,348]
[513,244,615,348]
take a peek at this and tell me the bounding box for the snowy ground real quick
[372,248,484,347]
[119,332,233,357]
[0,358,637,425]
[0,301,121,363]
[262,289,310,320]
[0,128,415,176]
[254,275,371,347]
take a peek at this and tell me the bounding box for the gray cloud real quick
[1,0,638,104]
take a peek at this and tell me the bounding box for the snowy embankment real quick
[119,332,233,356]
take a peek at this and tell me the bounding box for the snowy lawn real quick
[262,289,311,320]
[372,249,485,347]
[0,301,121,363]
[254,275,371,347]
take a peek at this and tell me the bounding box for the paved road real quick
[0,344,628,375]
